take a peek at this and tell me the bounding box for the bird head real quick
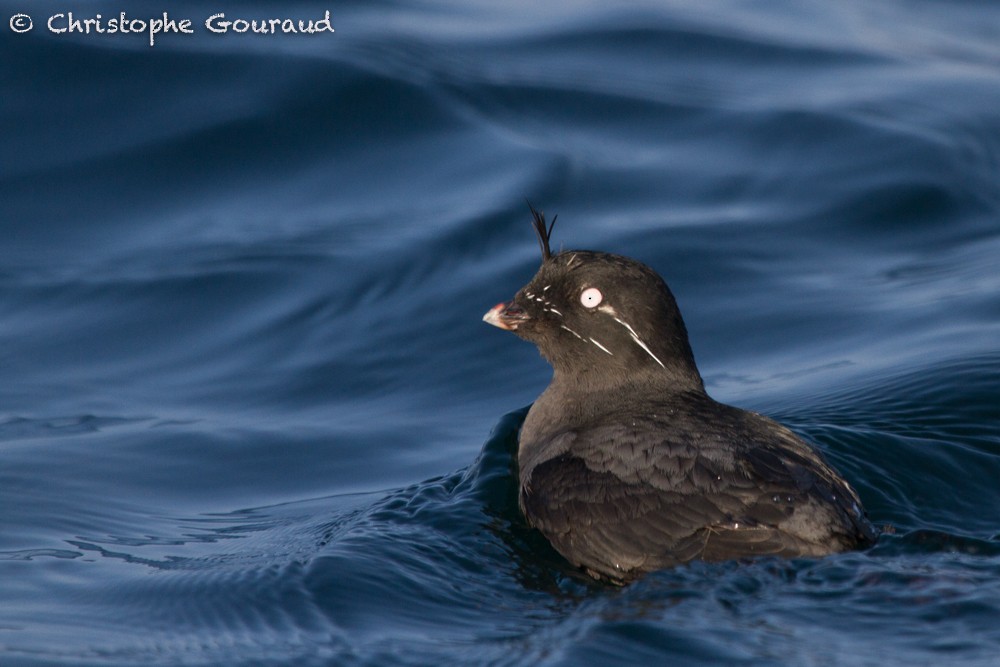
[484,206,704,393]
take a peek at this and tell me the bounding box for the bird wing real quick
[519,422,870,581]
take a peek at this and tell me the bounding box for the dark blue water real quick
[3,0,1000,664]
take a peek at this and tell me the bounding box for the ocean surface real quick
[2,0,999,665]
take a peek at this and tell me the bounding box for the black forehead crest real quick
[527,202,557,262]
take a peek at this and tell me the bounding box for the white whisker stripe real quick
[589,338,613,356]
[612,317,665,368]
[560,324,585,341]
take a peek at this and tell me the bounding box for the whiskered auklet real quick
[483,207,876,583]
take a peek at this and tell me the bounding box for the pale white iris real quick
[580,287,603,308]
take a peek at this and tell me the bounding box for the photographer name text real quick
[8,11,335,46]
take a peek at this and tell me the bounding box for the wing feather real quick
[519,416,873,582]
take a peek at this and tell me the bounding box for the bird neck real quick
[549,354,704,396]
[537,364,705,426]
[519,365,707,470]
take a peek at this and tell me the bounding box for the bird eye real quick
[580,287,603,308]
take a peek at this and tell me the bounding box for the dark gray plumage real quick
[484,208,876,583]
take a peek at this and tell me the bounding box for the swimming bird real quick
[483,206,876,582]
